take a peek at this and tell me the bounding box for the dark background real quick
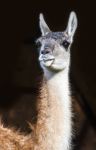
[0,0,96,149]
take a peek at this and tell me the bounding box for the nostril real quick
[45,50,50,54]
[41,50,50,55]
[41,50,45,55]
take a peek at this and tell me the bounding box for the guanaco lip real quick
[43,58,55,62]
[39,55,55,62]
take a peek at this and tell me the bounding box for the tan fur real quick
[0,79,69,150]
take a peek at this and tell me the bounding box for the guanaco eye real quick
[62,40,70,49]
[36,41,41,49]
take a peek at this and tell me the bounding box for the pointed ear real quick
[39,13,51,36]
[66,11,78,41]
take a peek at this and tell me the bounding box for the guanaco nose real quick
[41,47,51,55]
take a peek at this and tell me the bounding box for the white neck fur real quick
[42,68,72,150]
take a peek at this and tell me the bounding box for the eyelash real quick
[62,40,70,49]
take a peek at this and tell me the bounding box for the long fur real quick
[0,70,72,150]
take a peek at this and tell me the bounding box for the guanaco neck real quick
[35,67,72,150]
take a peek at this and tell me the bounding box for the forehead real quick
[44,32,64,40]
[37,32,69,42]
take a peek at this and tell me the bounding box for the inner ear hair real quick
[66,11,78,38]
[39,13,51,36]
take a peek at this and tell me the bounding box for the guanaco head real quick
[36,12,77,72]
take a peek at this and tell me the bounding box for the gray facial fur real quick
[36,12,77,72]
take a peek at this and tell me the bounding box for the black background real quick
[0,0,96,149]
[0,0,96,114]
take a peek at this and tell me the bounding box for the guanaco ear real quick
[39,13,51,36]
[66,11,77,41]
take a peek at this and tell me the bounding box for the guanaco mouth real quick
[39,54,55,62]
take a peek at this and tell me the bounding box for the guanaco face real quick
[36,12,77,72]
